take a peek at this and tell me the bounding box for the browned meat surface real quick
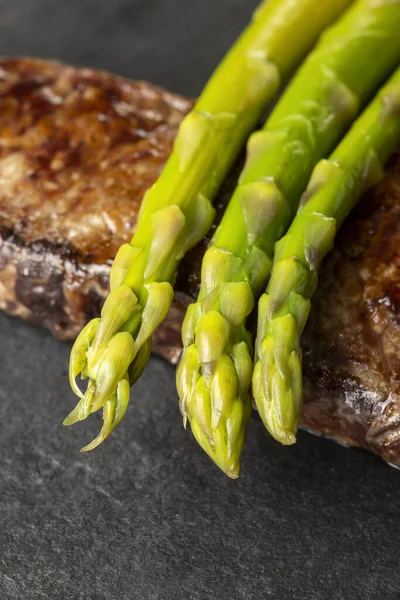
[301,154,400,465]
[1,57,400,466]
[0,57,193,339]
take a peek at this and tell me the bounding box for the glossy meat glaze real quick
[0,58,399,464]
[0,57,192,338]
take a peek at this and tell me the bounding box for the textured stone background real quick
[0,1,400,599]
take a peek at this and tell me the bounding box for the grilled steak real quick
[301,156,400,465]
[0,57,193,341]
[0,58,399,466]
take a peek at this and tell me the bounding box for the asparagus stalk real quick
[253,67,400,445]
[177,0,400,477]
[66,0,350,450]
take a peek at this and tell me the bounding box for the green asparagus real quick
[66,0,350,450]
[177,0,400,477]
[253,67,400,445]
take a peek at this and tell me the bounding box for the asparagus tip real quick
[63,409,81,427]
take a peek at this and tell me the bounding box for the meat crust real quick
[1,58,399,466]
[0,57,193,339]
[301,154,400,465]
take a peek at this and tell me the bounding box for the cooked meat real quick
[0,58,399,466]
[301,154,400,466]
[0,57,193,340]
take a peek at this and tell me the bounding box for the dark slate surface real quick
[0,1,400,599]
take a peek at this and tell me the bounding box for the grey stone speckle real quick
[2,310,400,600]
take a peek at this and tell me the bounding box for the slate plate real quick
[0,2,399,599]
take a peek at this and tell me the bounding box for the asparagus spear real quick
[177,0,400,477]
[66,0,350,450]
[253,67,400,445]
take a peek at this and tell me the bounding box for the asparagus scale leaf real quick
[177,0,400,477]
[67,0,348,449]
[253,67,400,445]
